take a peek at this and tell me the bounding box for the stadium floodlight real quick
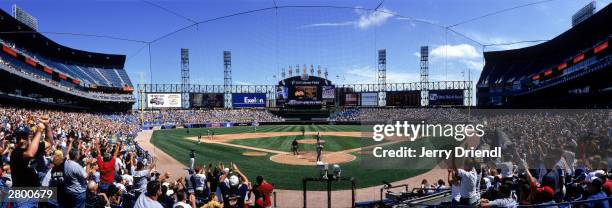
[12,4,38,31]
[572,1,596,27]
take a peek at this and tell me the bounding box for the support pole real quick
[351,178,356,208]
[327,179,332,208]
[303,178,307,208]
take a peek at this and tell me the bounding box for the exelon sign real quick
[232,93,266,108]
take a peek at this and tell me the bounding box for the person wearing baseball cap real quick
[9,121,47,207]
[219,162,249,208]
[585,176,610,208]
[49,150,67,207]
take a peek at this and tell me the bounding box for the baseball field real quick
[150,125,453,190]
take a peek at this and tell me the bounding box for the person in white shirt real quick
[448,169,461,204]
[452,157,480,206]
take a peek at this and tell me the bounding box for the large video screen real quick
[292,86,318,100]
[147,93,182,108]
[190,93,223,108]
[386,91,420,106]
[232,93,266,108]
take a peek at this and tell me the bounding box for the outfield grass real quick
[150,125,436,190]
[174,125,363,137]
[229,135,361,152]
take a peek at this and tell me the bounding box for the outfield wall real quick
[150,121,362,129]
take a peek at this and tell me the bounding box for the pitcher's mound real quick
[242,151,267,157]
[270,151,356,166]
[297,139,325,144]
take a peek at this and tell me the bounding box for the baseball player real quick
[291,138,299,155]
[189,149,196,170]
[316,141,324,163]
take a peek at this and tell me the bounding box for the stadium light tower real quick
[181,48,190,109]
[378,49,387,106]
[324,68,328,79]
[224,51,232,108]
[281,68,286,79]
[420,46,429,106]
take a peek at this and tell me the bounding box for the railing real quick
[407,196,612,208]
[380,183,410,201]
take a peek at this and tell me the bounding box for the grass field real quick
[174,125,364,136]
[229,135,361,152]
[150,125,438,190]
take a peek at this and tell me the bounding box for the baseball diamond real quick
[0,1,610,208]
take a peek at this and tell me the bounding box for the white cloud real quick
[343,66,376,84]
[356,8,394,29]
[298,7,394,30]
[430,44,481,60]
[461,60,484,71]
[298,21,354,29]
[395,17,438,25]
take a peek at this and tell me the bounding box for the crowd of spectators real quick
[1,105,610,208]
[0,105,276,208]
[331,107,467,123]
[142,109,284,125]
[336,107,612,207]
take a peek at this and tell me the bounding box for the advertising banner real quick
[232,93,266,108]
[276,86,288,100]
[147,93,182,108]
[322,86,335,99]
[361,92,378,106]
[429,90,464,106]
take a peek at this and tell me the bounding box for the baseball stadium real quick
[0,1,611,208]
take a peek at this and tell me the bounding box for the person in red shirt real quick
[604,176,612,196]
[254,175,274,208]
[96,137,123,191]
[519,155,556,205]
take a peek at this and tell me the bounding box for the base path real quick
[135,130,190,179]
[201,139,287,155]
[297,139,325,144]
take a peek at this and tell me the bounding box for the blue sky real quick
[2,0,610,90]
